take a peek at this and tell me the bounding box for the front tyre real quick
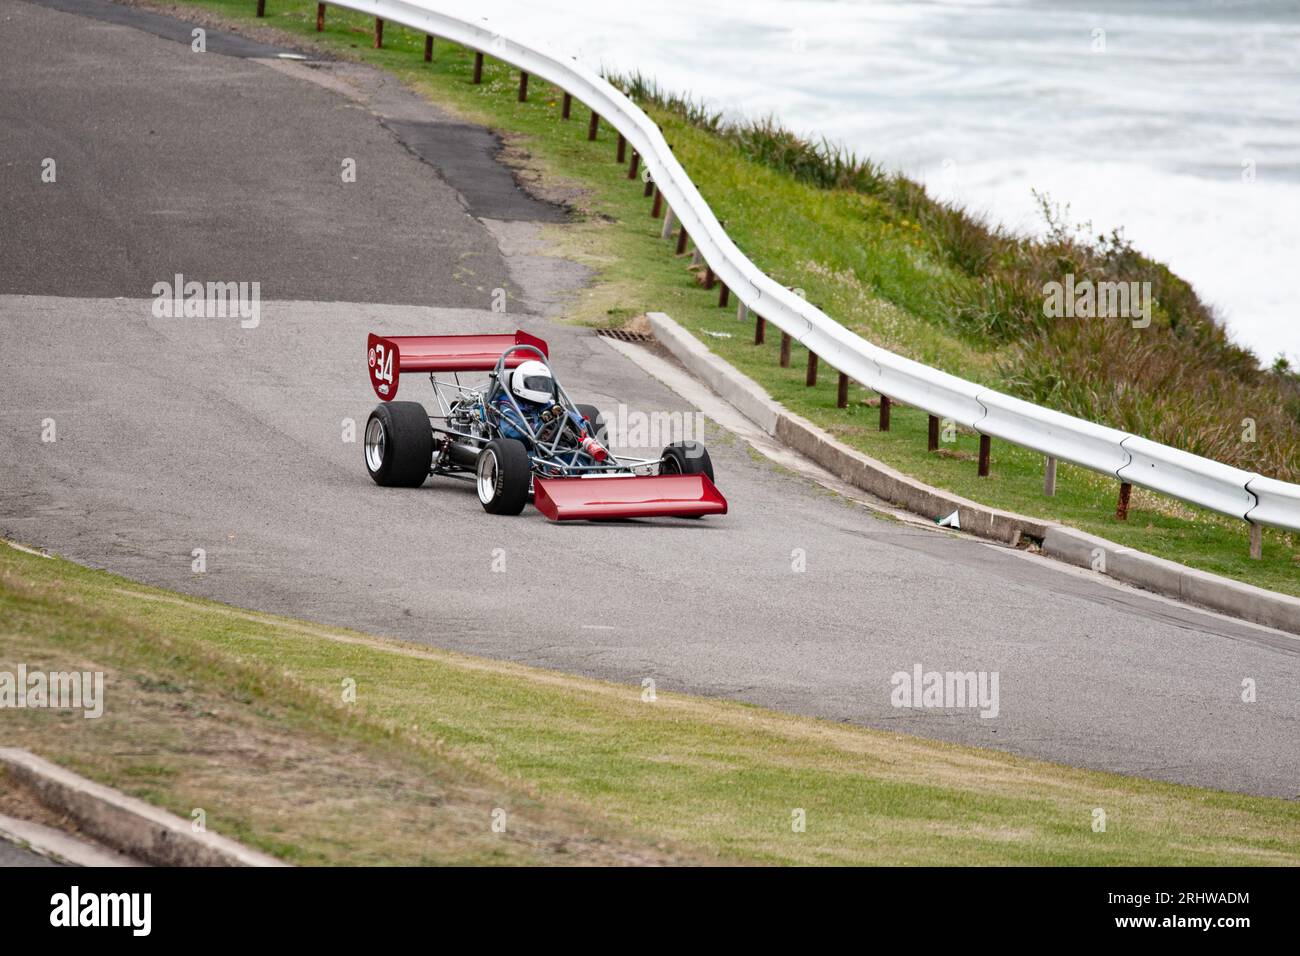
[364,402,433,487]
[476,438,531,515]
[660,440,715,483]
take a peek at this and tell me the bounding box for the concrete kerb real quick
[645,311,1300,637]
[0,749,289,867]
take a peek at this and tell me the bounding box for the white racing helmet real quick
[510,359,556,405]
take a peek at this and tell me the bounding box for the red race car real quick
[363,330,727,521]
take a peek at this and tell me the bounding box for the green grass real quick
[5,540,1300,866]
[160,0,1300,599]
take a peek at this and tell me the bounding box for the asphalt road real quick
[1,0,1297,799]
[0,839,61,867]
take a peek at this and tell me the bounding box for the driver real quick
[493,360,605,461]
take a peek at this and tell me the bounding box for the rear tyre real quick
[660,440,715,483]
[575,403,609,445]
[364,402,433,488]
[476,438,531,515]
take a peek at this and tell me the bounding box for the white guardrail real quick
[318,0,1300,536]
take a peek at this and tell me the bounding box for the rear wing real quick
[367,330,549,401]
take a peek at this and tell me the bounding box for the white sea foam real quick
[455,0,1299,363]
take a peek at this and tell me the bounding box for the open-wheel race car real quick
[363,330,728,521]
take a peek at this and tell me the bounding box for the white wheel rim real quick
[477,449,498,504]
[364,417,386,473]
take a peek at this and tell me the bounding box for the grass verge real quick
[3,540,1300,866]
[152,0,1300,599]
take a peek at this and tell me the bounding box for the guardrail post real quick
[737,302,748,323]
[1116,481,1132,520]
[651,187,662,218]
[755,314,766,345]
[424,35,433,61]
[518,71,529,102]
[617,134,626,163]
[587,110,599,140]
[561,92,571,119]
[628,152,640,180]
[1249,522,1262,560]
[374,18,383,49]
[661,208,676,240]
[879,395,891,431]
[643,177,654,197]
[718,284,730,308]
[928,415,939,452]
[1044,456,1057,496]
[256,0,265,17]
[316,3,325,31]
[779,332,791,367]
[837,373,849,409]
[676,228,689,256]
[978,435,991,476]
[806,352,819,386]
[473,52,484,84]
[702,267,715,290]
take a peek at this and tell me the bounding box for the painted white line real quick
[4,540,53,559]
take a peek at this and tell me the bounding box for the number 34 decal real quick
[367,333,400,400]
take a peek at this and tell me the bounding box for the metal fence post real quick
[1044,456,1057,496]
[617,134,626,163]
[473,52,484,84]
[718,284,730,308]
[978,435,991,476]
[702,267,715,290]
[928,415,939,452]
[737,302,748,323]
[1249,522,1262,560]
[879,395,891,431]
[518,71,528,102]
[778,332,791,367]
[587,111,599,140]
[806,351,818,386]
[676,229,689,256]
[837,373,849,409]
[661,208,676,240]
[627,152,640,180]
[561,92,571,119]
[424,35,433,61]
[651,187,662,218]
[754,314,765,345]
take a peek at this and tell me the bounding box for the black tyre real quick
[575,403,609,446]
[476,438,531,515]
[660,440,715,483]
[364,402,433,488]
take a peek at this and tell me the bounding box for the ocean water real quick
[453,0,1300,364]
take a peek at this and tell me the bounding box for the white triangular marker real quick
[936,509,960,529]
